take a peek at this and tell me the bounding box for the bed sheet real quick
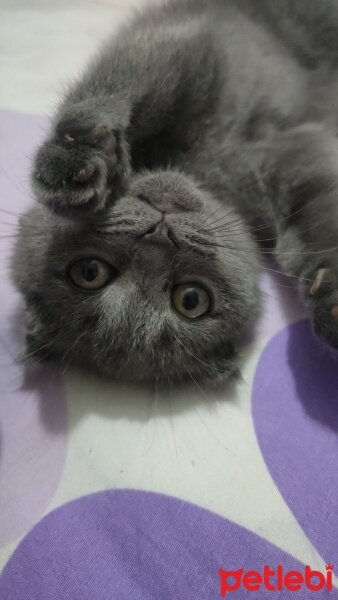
[0,2,337,598]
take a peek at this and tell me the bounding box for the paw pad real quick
[74,164,96,183]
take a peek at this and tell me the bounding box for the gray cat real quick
[11,0,338,386]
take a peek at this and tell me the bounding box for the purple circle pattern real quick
[1,489,334,599]
[252,319,338,566]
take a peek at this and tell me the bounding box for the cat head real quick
[11,170,260,387]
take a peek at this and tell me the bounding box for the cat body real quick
[12,0,338,385]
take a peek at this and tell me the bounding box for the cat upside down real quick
[12,0,338,386]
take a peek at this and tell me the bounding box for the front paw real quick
[32,106,130,213]
[306,264,338,349]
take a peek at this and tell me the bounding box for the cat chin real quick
[87,354,240,390]
[20,316,240,389]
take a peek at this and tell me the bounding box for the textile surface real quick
[0,2,337,597]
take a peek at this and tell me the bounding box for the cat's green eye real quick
[172,284,211,319]
[68,258,117,291]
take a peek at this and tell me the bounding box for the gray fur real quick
[11,0,338,386]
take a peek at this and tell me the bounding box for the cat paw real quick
[307,265,338,349]
[32,107,130,213]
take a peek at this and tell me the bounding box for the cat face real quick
[12,171,260,387]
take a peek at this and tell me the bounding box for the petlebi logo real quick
[219,564,334,596]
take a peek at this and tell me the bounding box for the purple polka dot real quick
[252,319,338,566]
[1,490,334,599]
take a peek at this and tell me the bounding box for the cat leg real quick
[32,97,132,213]
[193,123,338,349]
[268,125,338,348]
[32,10,218,214]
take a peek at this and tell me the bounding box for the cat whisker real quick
[169,397,179,463]
[146,382,159,452]
[174,330,234,375]
[185,365,209,399]
[185,365,238,457]
[213,239,338,258]
[60,331,87,376]
[204,206,240,230]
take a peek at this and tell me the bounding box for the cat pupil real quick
[183,289,199,311]
[82,261,99,282]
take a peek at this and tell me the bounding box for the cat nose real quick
[143,220,175,246]
[134,219,176,278]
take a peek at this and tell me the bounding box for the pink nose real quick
[143,220,175,246]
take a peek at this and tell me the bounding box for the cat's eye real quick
[172,284,211,319]
[68,258,117,290]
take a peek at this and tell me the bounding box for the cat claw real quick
[62,126,110,147]
[309,268,329,296]
[308,264,338,349]
[74,164,96,183]
[331,306,338,319]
